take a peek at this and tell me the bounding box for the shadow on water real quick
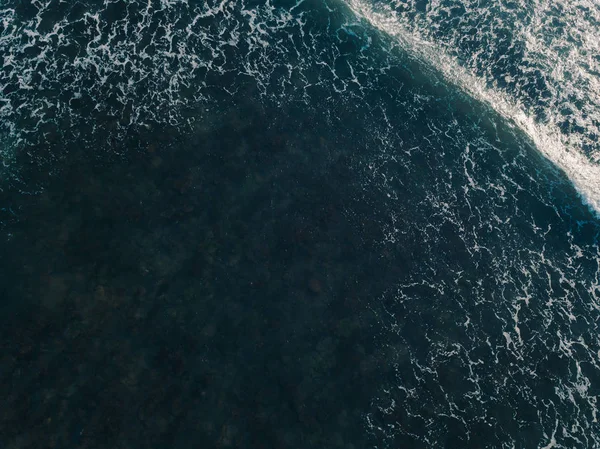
[0,95,403,448]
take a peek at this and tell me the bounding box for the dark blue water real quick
[1,1,600,448]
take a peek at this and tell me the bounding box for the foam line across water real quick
[344,0,600,217]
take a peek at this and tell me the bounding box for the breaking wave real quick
[345,0,600,216]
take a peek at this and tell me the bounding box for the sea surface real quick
[1,0,600,448]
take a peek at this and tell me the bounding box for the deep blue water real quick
[1,1,600,448]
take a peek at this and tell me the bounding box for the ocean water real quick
[1,1,599,448]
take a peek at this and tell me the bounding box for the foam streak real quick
[345,0,600,216]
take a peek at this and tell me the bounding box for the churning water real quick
[1,1,600,448]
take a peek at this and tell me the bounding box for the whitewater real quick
[1,1,600,448]
[346,0,600,216]
[2,0,599,217]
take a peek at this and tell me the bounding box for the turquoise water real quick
[1,1,599,447]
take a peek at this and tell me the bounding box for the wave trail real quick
[344,0,600,217]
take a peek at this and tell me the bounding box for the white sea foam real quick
[345,0,600,216]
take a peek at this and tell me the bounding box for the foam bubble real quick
[345,0,600,217]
